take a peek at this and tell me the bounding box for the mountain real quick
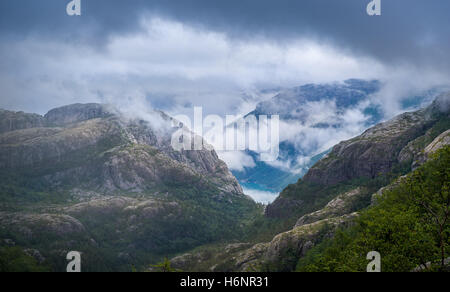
[170,92,450,272]
[0,103,259,271]
[250,79,382,119]
[233,80,448,195]
[266,92,450,219]
[233,79,384,193]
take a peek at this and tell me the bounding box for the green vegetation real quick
[277,160,411,221]
[297,146,450,272]
[0,247,50,272]
[150,257,180,272]
[0,171,261,272]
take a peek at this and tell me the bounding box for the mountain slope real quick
[266,93,450,219]
[0,103,258,271]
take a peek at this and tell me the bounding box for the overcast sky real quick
[0,0,449,116]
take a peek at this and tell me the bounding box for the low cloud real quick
[218,151,255,172]
[368,69,450,117]
[242,187,279,204]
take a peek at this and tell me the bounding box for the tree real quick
[406,147,450,270]
[150,257,180,272]
[0,247,50,272]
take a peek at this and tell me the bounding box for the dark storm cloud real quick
[0,0,449,68]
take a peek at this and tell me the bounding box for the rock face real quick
[266,93,450,218]
[304,111,429,186]
[0,109,45,134]
[408,129,450,169]
[64,196,182,221]
[372,128,450,205]
[44,103,112,126]
[0,103,243,196]
[170,183,364,272]
[423,129,450,156]
[304,93,449,186]
[295,188,364,227]
[0,212,86,237]
[255,213,358,270]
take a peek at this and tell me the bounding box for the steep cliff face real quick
[306,93,450,186]
[266,93,450,219]
[304,106,439,186]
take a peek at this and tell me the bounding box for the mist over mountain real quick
[229,79,448,203]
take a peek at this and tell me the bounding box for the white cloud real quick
[0,16,390,117]
[217,151,256,172]
[242,187,279,204]
[277,102,369,153]
[368,68,450,117]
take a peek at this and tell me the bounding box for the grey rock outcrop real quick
[0,109,45,134]
[44,103,112,126]
[295,188,363,227]
[304,110,431,186]
[0,212,86,237]
[424,129,450,155]
[231,213,358,272]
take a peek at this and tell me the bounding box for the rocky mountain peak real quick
[0,103,244,197]
[44,103,113,126]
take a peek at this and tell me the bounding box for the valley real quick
[0,91,449,272]
[1,0,449,275]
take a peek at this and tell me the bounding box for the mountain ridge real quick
[0,103,258,271]
[0,103,244,196]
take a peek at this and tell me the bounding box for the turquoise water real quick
[240,182,277,193]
